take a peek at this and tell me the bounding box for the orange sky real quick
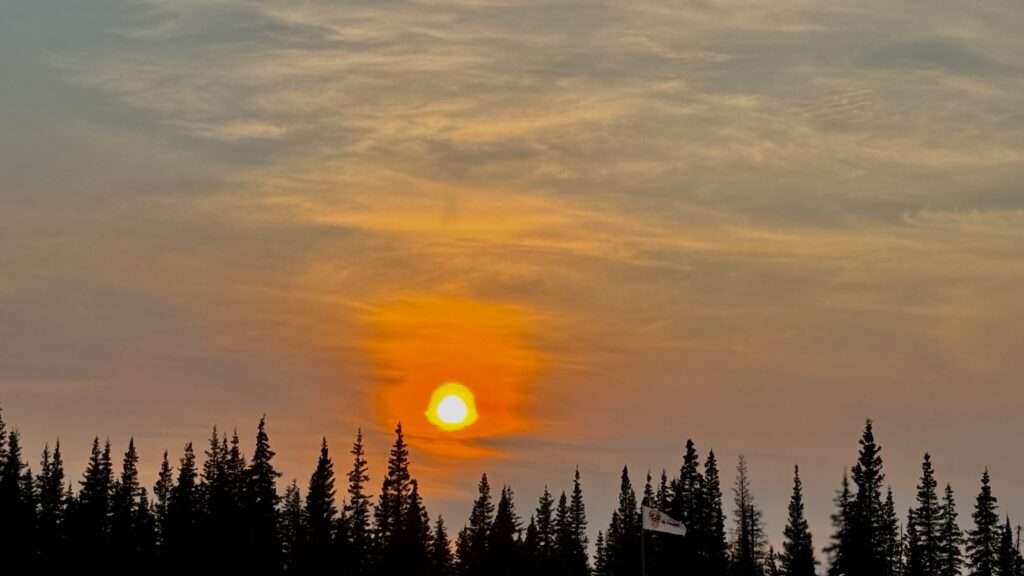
[2,0,1024,552]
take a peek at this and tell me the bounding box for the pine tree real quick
[937,484,964,576]
[74,437,114,568]
[460,473,495,576]
[882,487,904,576]
[606,466,640,576]
[849,420,887,576]
[594,531,609,576]
[908,454,942,576]
[489,485,524,576]
[153,450,173,551]
[376,423,415,574]
[344,428,373,576]
[166,442,200,569]
[0,428,35,565]
[672,440,705,574]
[397,479,432,575]
[568,467,590,576]
[554,491,573,574]
[705,450,729,576]
[534,487,557,576]
[731,455,766,576]
[967,470,1000,576]
[200,427,232,572]
[36,441,68,568]
[997,519,1016,576]
[780,466,816,576]
[111,438,149,563]
[280,480,305,573]
[246,416,283,573]
[765,547,782,576]
[827,472,853,576]
[431,515,456,576]
[305,437,337,571]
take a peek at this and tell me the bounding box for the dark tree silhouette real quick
[605,465,640,576]
[430,515,456,576]
[0,426,35,566]
[166,442,200,570]
[780,466,816,576]
[937,484,964,576]
[849,420,887,576]
[36,441,67,568]
[827,472,853,576]
[343,428,373,576]
[967,470,1000,576]
[280,480,305,572]
[488,485,524,576]
[730,455,766,576]
[305,437,337,572]
[459,472,495,576]
[246,416,283,574]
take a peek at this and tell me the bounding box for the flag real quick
[642,505,687,536]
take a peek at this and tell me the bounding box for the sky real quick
[2,0,1024,554]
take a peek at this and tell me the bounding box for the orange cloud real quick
[364,295,544,459]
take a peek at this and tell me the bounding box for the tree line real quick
[0,407,1021,576]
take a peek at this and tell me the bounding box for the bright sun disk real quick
[426,382,479,431]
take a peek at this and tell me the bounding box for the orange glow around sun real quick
[366,295,544,458]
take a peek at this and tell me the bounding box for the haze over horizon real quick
[2,0,1023,552]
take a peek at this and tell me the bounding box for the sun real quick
[426,382,479,431]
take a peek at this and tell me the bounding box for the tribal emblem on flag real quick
[641,505,687,536]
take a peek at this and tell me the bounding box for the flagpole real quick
[641,526,646,576]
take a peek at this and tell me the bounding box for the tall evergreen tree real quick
[967,470,1000,576]
[554,491,574,574]
[0,429,35,565]
[827,472,853,576]
[166,443,200,569]
[730,455,766,576]
[780,466,816,576]
[376,423,414,560]
[431,515,456,576]
[534,487,557,575]
[344,428,373,576]
[672,440,705,575]
[246,416,283,574]
[567,467,591,576]
[937,484,964,576]
[849,420,887,576]
[460,473,495,576]
[594,531,609,576]
[997,519,1016,576]
[153,450,173,551]
[882,487,904,576]
[704,450,730,576]
[36,441,68,568]
[111,438,152,564]
[199,428,232,572]
[305,437,337,572]
[606,466,640,576]
[74,437,114,568]
[396,479,433,576]
[280,480,305,573]
[908,454,942,576]
[488,485,524,576]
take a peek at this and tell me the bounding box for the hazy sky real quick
[2,0,1023,553]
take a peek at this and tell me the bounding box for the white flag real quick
[642,505,687,536]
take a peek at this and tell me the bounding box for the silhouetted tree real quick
[780,466,816,576]
[849,420,887,576]
[730,455,766,576]
[305,437,337,572]
[997,518,1017,576]
[533,487,557,575]
[606,466,640,576]
[459,473,495,576]
[882,487,904,576]
[567,468,591,576]
[166,443,200,570]
[0,428,35,566]
[594,531,609,576]
[488,485,524,576]
[937,484,964,576]
[968,470,1000,576]
[431,515,456,576]
[343,428,373,576]
[827,472,853,576]
[111,438,154,564]
[246,416,283,574]
[908,454,942,576]
[36,442,67,568]
[280,480,305,573]
[73,437,114,569]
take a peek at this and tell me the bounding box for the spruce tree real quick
[344,428,372,576]
[111,438,148,563]
[461,473,495,576]
[672,440,705,574]
[397,479,432,575]
[849,420,887,576]
[488,485,524,576]
[280,480,305,573]
[534,487,557,575]
[909,454,942,576]
[246,416,283,573]
[705,450,729,576]
[780,466,816,576]
[153,450,173,551]
[166,443,200,569]
[554,491,573,574]
[967,470,1000,576]
[881,487,904,576]
[606,466,640,576]
[568,467,590,576]
[937,484,964,576]
[376,422,413,563]
[74,437,114,568]
[594,531,609,576]
[431,515,456,576]
[0,429,35,566]
[200,427,231,572]
[305,437,337,571]
[731,455,766,576]
[997,519,1016,576]
[827,472,853,576]
[36,442,67,567]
